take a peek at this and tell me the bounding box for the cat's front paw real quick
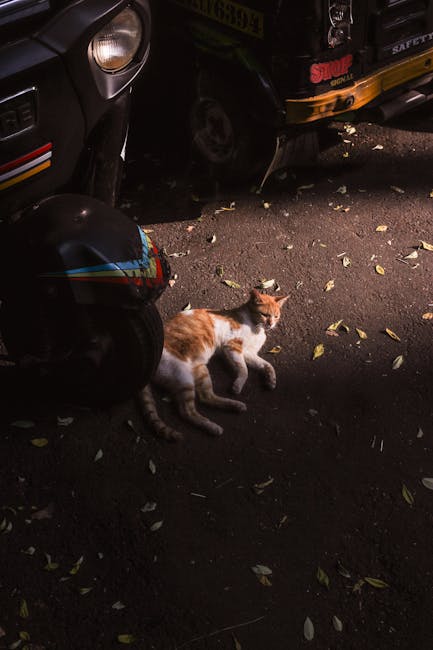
[264,365,276,390]
[232,378,246,394]
[207,422,224,436]
[232,400,247,412]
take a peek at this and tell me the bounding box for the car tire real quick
[190,72,271,184]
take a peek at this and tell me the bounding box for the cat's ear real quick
[249,288,263,304]
[275,295,289,307]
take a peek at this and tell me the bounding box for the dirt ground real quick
[1,116,433,650]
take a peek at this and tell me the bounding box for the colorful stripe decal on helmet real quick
[40,226,165,287]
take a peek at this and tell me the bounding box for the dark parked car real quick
[160,0,433,184]
[0,0,170,403]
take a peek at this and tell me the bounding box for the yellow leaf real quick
[422,312,433,320]
[342,256,351,268]
[30,438,48,447]
[327,319,343,331]
[316,566,330,589]
[232,635,242,650]
[356,328,368,340]
[385,328,401,342]
[324,279,335,292]
[375,265,385,275]
[420,240,433,251]
[19,599,29,618]
[118,634,136,644]
[267,346,282,354]
[312,343,325,360]
[257,574,272,586]
[402,483,414,505]
[341,323,350,333]
[375,225,388,232]
[364,577,389,589]
[222,280,241,289]
[19,631,30,641]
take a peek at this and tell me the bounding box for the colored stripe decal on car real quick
[0,143,52,191]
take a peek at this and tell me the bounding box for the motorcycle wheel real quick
[48,303,164,406]
[190,73,272,184]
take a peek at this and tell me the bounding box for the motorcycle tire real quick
[190,72,272,184]
[48,302,164,406]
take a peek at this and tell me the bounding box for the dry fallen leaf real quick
[336,560,351,578]
[332,616,343,632]
[392,355,404,370]
[420,240,433,251]
[141,502,157,513]
[257,574,272,587]
[364,577,389,589]
[215,265,224,277]
[94,449,103,462]
[342,256,351,268]
[57,416,74,427]
[372,144,384,150]
[70,556,84,575]
[324,279,335,292]
[421,478,433,490]
[150,520,163,532]
[327,319,343,332]
[312,343,325,360]
[263,202,271,209]
[375,225,388,232]
[251,565,272,576]
[356,328,368,340]
[182,303,192,311]
[222,280,241,289]
[19,599,29,619]
[316,566,330,589]
[422,312,433,320]
[207,234,217,244]
[404,251,418,260]
[385,328,401,342]
[336,185,347,194]
[267,346,282,354]
[390,185,405,193]
[402,483,414,505]
[118,634,136,644]
[149,459,156,475]
[31,503,54,520]
[304,617,315,641]
[30,438,48,448]
[258,279,275,290]
[375,265,385,275]
[112,601,126,610]
[11,420,35,429]
[79,587,93,595]
[232,635,242,650]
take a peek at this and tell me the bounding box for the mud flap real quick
[259,131,320,188]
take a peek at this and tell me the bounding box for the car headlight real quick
[92,6,142,72]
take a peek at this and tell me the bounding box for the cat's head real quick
[248,288,288,330]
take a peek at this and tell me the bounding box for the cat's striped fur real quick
[139,289,288,441]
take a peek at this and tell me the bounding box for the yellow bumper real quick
[285,47,433,124]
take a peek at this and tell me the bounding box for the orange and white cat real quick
[139,289,288,441]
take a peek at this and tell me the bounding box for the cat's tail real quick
[139,384,183,442]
